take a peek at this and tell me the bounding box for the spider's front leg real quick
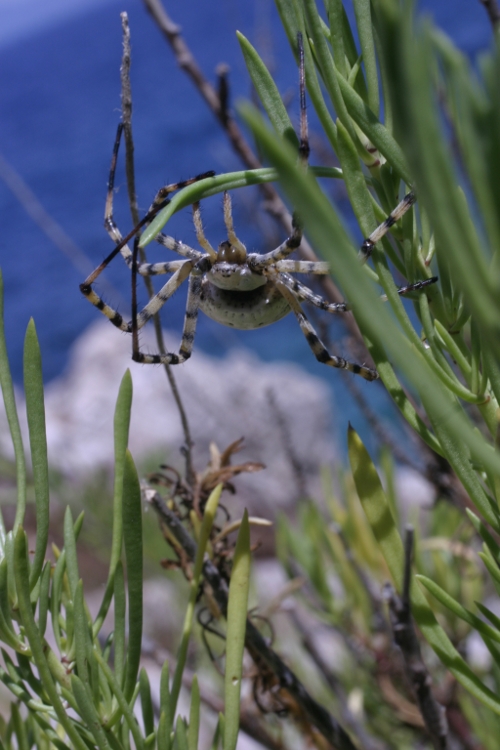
[130,253,209,365]
[360,191,416,259]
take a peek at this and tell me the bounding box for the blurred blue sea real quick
[0,0,493,445]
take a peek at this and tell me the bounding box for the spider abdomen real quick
[199,279,290,330]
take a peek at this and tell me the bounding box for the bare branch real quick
[146,488,359,750]
[384,527,448,750]
[478,0,500,30]
[120,12,195,485]
[289,607,386,750]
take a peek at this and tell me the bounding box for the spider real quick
[80,33,436,381]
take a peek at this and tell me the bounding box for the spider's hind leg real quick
[130,238,203,365]
[297,31,310,167]
[276,280,378,380]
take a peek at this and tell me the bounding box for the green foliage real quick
[0,273,241,748]
[2,0,500,747]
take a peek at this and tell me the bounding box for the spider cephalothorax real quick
[80,33,436,381]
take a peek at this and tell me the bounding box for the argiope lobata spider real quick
[80,33,436,381]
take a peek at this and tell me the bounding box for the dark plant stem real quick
[479,0,500,30]
[147,488,359,750]
[120,13,195,486]
[385,527,448,750]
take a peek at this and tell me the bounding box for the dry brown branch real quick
[120,12,195,485]
[479,0,500,29]
[147,487,359,750]
[385,527,448,750]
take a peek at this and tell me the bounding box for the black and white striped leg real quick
[274,260,330,274]
[276,281,378,380]
[131,265,202,365]
[361,191,416,259]
[248,214,303,270]
[277,272,438,314]
[80,121,213,301]
[223,192,247,255]
[81,260,193,333]
[193,202,217,261]
[297,31,310,167]
[133,261,194,330]
[277,272,349,313]
[145,172,216,216]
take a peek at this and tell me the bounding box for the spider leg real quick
[247,34,310,271]
[146,171,216,215]
[223,192,247,254]
[247,214,303,270]
[193,202,218,260]
[134,260,195,330]
[277,272,438,313]
[274,260,330,274]
[361,191,416,259]
[297,31,310,167]
[136,260,187,276]
[277,272,348,313]
[154,233,204,261]
[81,256,194,333]
[81,121,212,314]
[385,276,438,298]
[102,124,171,272]
[131,241,203,365]
[275,280,379,380]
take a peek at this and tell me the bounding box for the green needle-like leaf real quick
[71,674,111,750]
[113,561,126,690]
[417,575,500,645]
[37,561,51,639]
[0,270,26,532]
[139,668,154,739]
[94,650,145,750]
[94,370,133,637]
[224,509,251,750]
[73,580,91,687]
[170,484,223,722]
[63,506,80,599]
[236,32,298,149]
[348,426,500,715]
[14,528,89,750]
[122,449,143,703]
[24,320,50,590]
[187,675,200,750]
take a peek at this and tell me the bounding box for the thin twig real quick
[120,12,195,486]
[141,0,373,363]
[289,607,387,750]
[146,488,359,750]
[384,527,448,750]
[0,153,122,306]
[479,0,500,29]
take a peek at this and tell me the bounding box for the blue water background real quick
[0,0,492,449]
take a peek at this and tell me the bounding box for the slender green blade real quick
[0,270,26,531]
[236,31,298,149]
[23,320,50,589]
[224,510,251,750]
[122,450,143,703]
[347,426,500,715]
